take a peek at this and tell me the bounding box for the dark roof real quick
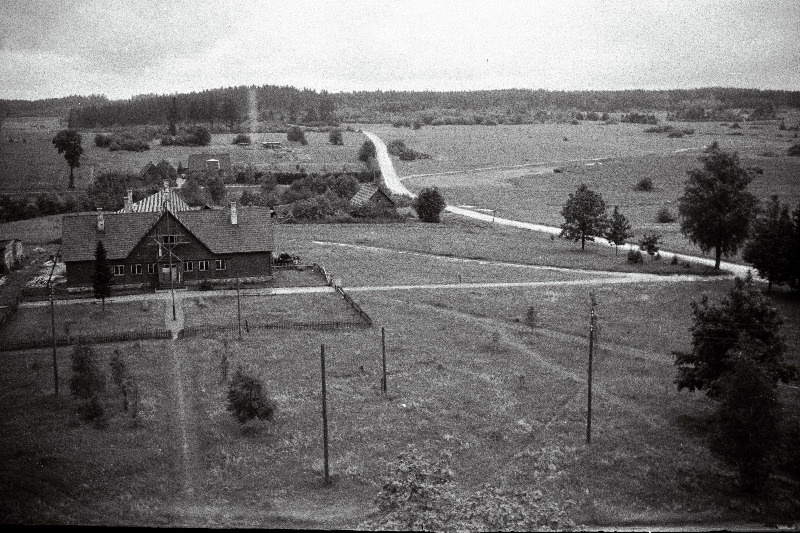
[186,153,232,172]
[349,184,395,208]
[62,207,273,262]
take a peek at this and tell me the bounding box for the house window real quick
[162,235,177,244]
[215,259,226,271]
[132,264,142,275]
[198,260,208,271]
[148,263,156,274]
[185,261,193,272]
[113,265,125,276]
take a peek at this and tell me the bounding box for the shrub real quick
[161,126,211,147]
[667,130,684,138]
[656,207,676,223]
[358,140,376,163]
[109,137,150,152]
[328,130,344,145]
[94,133,112,147]
[682,128,695,135]
[635,177,653,191]
[412,188,446,223]
[227,366,276,424]
[639,232,662,256]
[287,126,307,145]
[232,133,251,145]
[69,343,106,401]
[704,140,720,153]
[671,254,679,265]
[788,143,800,157]
[627,249,643,263]
[525,306,538,329]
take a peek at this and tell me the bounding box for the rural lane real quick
[361,130,754,278]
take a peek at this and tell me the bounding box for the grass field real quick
[0,124,366,193]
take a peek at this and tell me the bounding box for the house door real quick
[160,264,182,285]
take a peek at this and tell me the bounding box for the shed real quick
[349,184,397,217]
[0,239,24,273]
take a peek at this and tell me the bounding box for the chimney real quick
[163,180,170,192]
[230,201,238,225]
[96,208,105,232]
[124,189,133,212]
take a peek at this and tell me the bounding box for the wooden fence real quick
[179,318,369,339]
[0,328,172,352]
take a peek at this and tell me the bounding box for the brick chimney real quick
[230,201,238,225]
[124,189,133,212]
[96,208,105,232]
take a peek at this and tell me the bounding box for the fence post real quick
[320,344,330,484]
[381,327,387,396]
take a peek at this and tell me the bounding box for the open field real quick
[2,275,798,527]
[0,122,366,193]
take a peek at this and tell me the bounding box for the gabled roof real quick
[62,207,273,262]
[117,188,193,213]
[349,183,395,208]
[63,212,161,262]
[186,153,232,172]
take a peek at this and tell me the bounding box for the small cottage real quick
[185,153,233,181]
[349,184,397,217]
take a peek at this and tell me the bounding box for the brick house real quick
[62,203,273,290]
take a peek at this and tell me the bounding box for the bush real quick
[109,137,150,152]
[788,143,800,157]
[639,232,662,256]
[412,188,446,223]
[161,126,211,147]
[667,130,684,138]
[94,133,112,147]
[232,133,251,145]
[656,207,676,223]
[287,126,307,145]
[525,306,538,329]
[227,366,276,424]
[358,140,376,163]
[635,177,653,191]
[387,139,430,161]
[328,130,344,145]
[627,249,643,263]
[69,343,106,401]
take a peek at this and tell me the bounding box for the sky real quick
[1,0,798,101]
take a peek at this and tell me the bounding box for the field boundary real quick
[178,318,369,338]
[0,327,173,352]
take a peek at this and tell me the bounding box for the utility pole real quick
[381,327,387,396]
[320,344,330,484]
[236,274,242,339]
[586,291,596,444]
[47,245,62,396]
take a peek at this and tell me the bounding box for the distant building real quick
[349,183,397,217]
[185,153,232,181]
[0,239,23,273]
[117,181,194,213]
[261,141,282,150]
[62,203,274,290]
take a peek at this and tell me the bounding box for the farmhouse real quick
[185,153,232,181]
[0,239,24,273]
[62,203,273,290]
[349,183,397,217]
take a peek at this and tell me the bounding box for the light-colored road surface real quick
[362,130,755,278]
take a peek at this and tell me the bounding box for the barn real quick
[185,153,233,181]
[62,203,273,290]
[349,183,398,217]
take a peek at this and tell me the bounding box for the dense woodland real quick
[2,86,799,129]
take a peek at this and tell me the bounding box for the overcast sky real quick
[1,0,798,101]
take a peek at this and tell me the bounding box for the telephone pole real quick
[47,245,62,396]
[586,291,596,444]
[320,344,330,484]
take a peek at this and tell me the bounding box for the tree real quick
[179,178,208,207]
[560,184,608,250]
[287,126,307,145]
[328,130,344,145]
[168,96,178,136]
[604,205,633,255]
[52,129,83,189]
[92,241,113,310]
[358,140,376,163]
[792,204,800,291]
[227,366,276,424]
[674,274,795,398]
[742,195,795,292]
[712,355,780,491]
[678,150,758,269]
[206,176,226,205]
[69,343,106,400]
[638,232,661,258]
[413,188,446,223]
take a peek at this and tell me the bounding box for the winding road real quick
[361,130,754,278]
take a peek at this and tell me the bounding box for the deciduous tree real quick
[742,195,795,292]
[52,129,83,189]
[413,187,446,223]
[604,205,633,254]
[678,150,758,269]
[227,366,276,424]
[560,184,608,250]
